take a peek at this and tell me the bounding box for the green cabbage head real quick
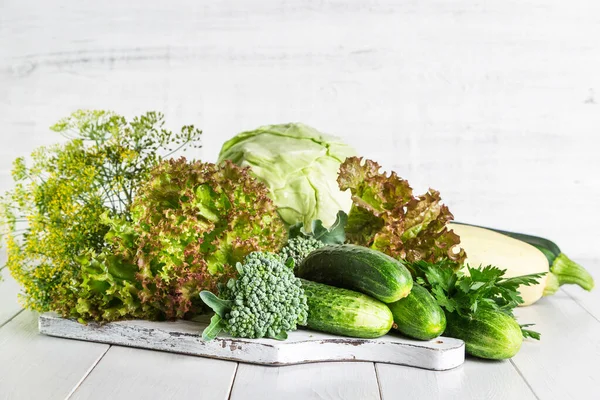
[218,123,356,229]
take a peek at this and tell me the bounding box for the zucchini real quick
[444,309,523,360]
[301,279,393,338]
[297,244,413,303]
[451,222,594,294]
[448,223,550,306]
[387,284,446,340]
[485,227,594,292]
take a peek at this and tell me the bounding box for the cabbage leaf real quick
[218,123,356,229]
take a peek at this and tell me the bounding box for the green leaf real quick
[520,324,541,340]
[415,260,545,320]
[271,330,289,340]
[288,222,307,240]
[284,257,295,269]
[289,210,348,245]
[199,291,232,318]
[311,210,347,245]
[202,314,224,341]
[338,157,465,264]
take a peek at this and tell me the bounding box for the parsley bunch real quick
[412,260,545,339]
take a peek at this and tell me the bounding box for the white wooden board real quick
[39,312,464,371]
[231,362,380,400]
[0,267,22,327]
[0,311,109,400]
[70,346,238,400]
[561,260,600,321]
[1,0,600,262]
[376,359,537,400]
[512,290,600,400]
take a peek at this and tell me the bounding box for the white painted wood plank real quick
[70,345,237,400]
[0,266,22,327]
[0,0,599,260]
[0,310,109,400]
[377,358,536,400]
[561,260,600,322]
[231,362,380,400]
[39,312,464,370]
[512,290,600,399]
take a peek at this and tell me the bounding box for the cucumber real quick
[297,244,413,303]
[387,284,446,340]
[300,279,393,338]
[452,222,594,292]
[444,309,523,360]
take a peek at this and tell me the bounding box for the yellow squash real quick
[448,223,550,306]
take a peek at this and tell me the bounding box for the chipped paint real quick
[38,312,465,370]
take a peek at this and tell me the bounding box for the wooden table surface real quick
[2,1,600,398]
[1,256,598,399]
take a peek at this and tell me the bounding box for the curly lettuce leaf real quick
[338,157,465,266]
[127,158,287,319]
[61,158,286,322]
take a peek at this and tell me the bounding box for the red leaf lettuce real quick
[337,157,465,268]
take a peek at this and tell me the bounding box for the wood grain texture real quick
[230,362,380,400]
[0,0,599,259]
[70,345,237,400]
[376,358,536,400]
[0,311,109,400]
[512,290,600,399]
[39,312,464,370]
[0,267,22,327]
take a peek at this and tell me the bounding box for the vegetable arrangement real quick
[1,112,595,362]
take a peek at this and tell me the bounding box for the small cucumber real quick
[297,244,413,303]
[444,309,523,360]
[301,279,393,338]
[387,284,446,340]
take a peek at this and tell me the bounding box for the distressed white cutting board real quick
[39,312,464,371]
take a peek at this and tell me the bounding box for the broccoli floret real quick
[279,237,325,268]
[200,252,308,340]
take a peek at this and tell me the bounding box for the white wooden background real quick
[1,1,600,399]
[1,0,599,259]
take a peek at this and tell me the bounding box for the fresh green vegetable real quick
[14,156,286,322]
[0,110,201,314]
[301,279,393,338]
[279,237,325,269]
[412,259,544,359]
[279,210,347,267]
[458,222,594,293]
[218,123,356,229]
[288,210,348,245]
[85,158,287,321]
[448,223,551,306]
[337,157,465,267]
[296,244,413,303]
[387,284,446,340]
[413,260,543,322]
[445,310,523,360]
[200,252,308,341]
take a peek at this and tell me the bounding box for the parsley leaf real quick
[412,259,545,339]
